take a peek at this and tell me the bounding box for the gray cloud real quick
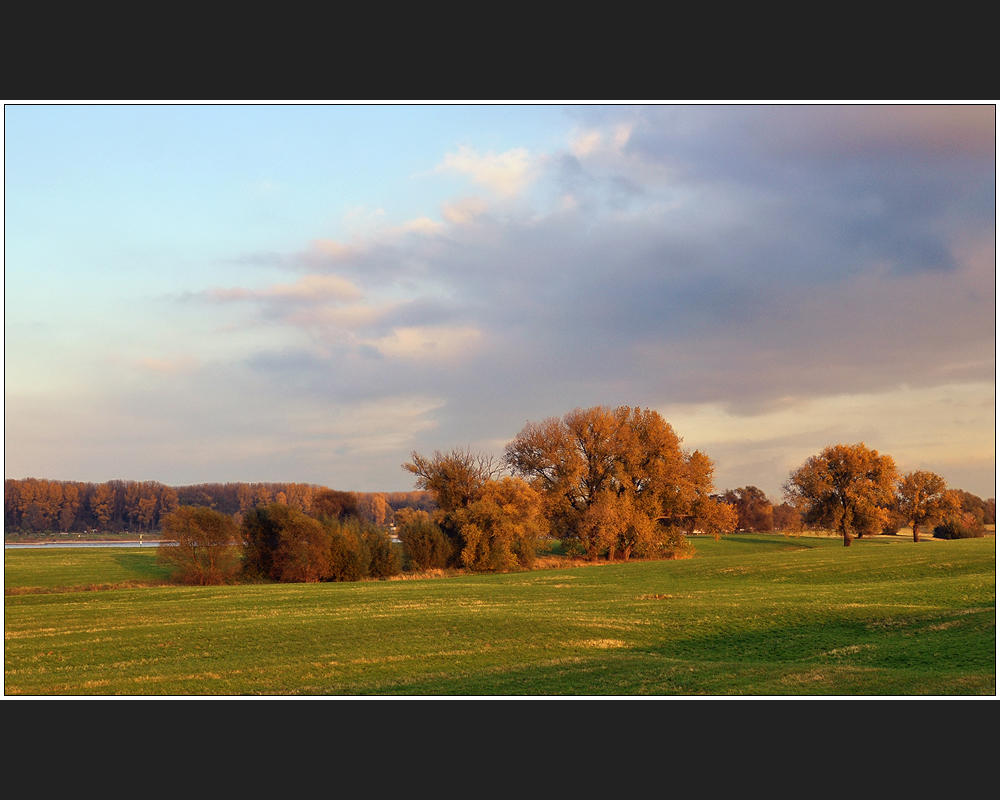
[149,105,995,492]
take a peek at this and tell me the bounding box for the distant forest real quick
[4,476,993,539]
[3,478,434,534]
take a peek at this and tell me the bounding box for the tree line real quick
[3,477,432,535]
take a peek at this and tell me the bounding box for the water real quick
[5,541,161,549]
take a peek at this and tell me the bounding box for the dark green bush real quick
[396,509,452,571]
[242,503,331,582]
[327,519,371,581]
[933,513,986,540]
[365,528,402,579]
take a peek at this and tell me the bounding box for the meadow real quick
[4,534,995,696]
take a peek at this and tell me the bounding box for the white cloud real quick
[363,325,482,363]
[570,130,602,157]
[435,145,538,197]
[262,274,363,303]
[385,216,443,236]
[570,123,633,158]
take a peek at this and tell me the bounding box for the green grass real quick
[4,535,994,696]
[4,546,173,591]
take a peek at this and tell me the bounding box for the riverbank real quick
[4,533,162,545]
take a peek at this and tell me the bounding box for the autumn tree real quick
[450,476,548,571]
[505,406,710,559]
[90,483,116,531]
[784,443,898,547]
[158,506,243,585]
[403,448,542,570]
[405,449,503,514]
[772,502,802,532]
[895,470,958,543]
[311,488,359,521]
[242,503,331,582]
[357,493,390,527]
[690,495,739,538]
[722,486,774,532]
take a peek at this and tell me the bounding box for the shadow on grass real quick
[344,607,995,696]
[111,550,174,582]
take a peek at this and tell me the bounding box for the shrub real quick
[159,506,243,585]
[933,513,986,540]
[451,477,546,571]
[365,528,402,579]
[243,503,330,582]
[327,519,371,582]
[276,513,331,582]
[396,509,452,571]
[652,525,696,560]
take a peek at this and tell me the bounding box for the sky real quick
[4,103,996,500]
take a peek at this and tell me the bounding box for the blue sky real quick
[4,103,996,499]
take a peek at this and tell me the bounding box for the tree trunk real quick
[912,523,920,543]
[843,528,852,547]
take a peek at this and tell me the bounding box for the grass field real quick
[4,534,995,696]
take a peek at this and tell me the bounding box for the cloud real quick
[570,123,633,158]
[53,105,989,496]
[362,325,482,363]
[435,144,539,197]
[443,196,490,224]
[224,106,992,430]
[207,274,363,304]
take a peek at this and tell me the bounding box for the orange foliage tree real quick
[784,443,898,547]
[896,470,959,543]
[504,406,709,560]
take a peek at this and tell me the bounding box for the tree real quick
[402,448,541,570]
[784,443,898,547]
[311,488,359,521]
[722,486,774,532]
[771,502,802,532]
[690,495,739,538]
[395,508,452,571]
[405,448,503,516]
[896,470,958,543]
[357,493,390,527]
[158,506,243,585]
[90,483,116,530]
[242,503,330,582]
[504,406,702,560]
[450,476,548,571]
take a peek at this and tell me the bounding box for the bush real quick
[276,513,331,583]
[651,525,695,560]
[327,519,371,582]
[243,503,330,582]
[396,509,452,571]
[451,477,546,571]
[159,506,243,585]
[933,514,986,540]
[365,528,402,579]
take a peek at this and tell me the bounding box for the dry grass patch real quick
[574,639,628,649]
